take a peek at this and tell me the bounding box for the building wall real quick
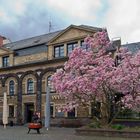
[0,26,99,125]
[14,51,48,65]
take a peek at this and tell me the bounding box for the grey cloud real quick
[0,0,66,42]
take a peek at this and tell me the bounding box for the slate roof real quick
[122,42,140,53]
[3,25,102,51]
[3,30,62,50]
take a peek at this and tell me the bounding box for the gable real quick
[0,47,13,56]
[49,27,94,45]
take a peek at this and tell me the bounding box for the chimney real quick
[0,35,10,47]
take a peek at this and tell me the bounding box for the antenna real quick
[48,15,57,33]
[49,21,52,33]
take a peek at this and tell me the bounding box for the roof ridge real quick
[79,24,102,30]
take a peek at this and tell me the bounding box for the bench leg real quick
[37,129,40,134]
[27,128,31,134]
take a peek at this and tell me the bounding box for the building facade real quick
[0,25,106,125]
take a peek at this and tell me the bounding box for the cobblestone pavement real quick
[0,125,139,140]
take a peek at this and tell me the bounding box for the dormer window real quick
[2,56,9,67]
[67,42,78,55]
[54,45,64,58]
[81,40,89,51]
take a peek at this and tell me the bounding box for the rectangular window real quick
[2,56,9,67]
[68,108,75,118]
[9,105,14,117]
[67,42,78,55]
[54,45,64,58]
[50,103,54,118]
[55,105,65,118]
[81,40,89,51]
[44,103,54,118]
[117,109,140,119]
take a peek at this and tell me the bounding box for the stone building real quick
[0,25,108,125]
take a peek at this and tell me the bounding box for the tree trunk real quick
[100,102,109,126]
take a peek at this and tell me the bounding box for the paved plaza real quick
[0,125,139,140]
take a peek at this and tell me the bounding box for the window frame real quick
[54,45,64,58]
[9,80,15,95]
[67,42,78,55]
[67,108,76,118]
[27,78,34,94]
[2,56,9,67]
[80,40,89,51]
[55,104,65,118]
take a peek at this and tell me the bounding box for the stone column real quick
[36,77,42,117]
[16,79,23,125]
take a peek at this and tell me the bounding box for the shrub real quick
[88,122,101,128]
[111,124,125,130]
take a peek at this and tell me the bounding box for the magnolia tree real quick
[52,30,140,126]
[112,49,140,112]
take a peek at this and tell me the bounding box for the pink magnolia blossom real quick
[52,30,140,125]
[112,49,140,112]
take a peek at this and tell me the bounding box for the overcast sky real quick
[0,0,140,44]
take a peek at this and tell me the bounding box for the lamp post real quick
[45,86,50,130]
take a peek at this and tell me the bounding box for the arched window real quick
[9,80,14,95]
[27,78,34,94]
[47,76,54,92]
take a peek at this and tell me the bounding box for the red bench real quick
[28,123,42,134]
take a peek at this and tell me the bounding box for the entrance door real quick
[24,103,34,123]
[68,108,75,118]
